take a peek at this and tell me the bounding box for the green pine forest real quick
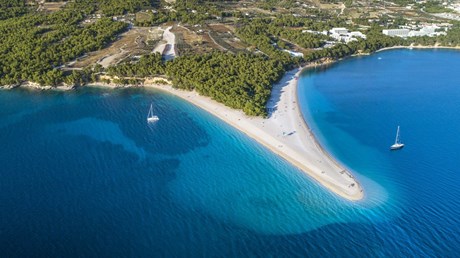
[1,0,460,116]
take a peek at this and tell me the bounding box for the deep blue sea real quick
[1,49,460,257]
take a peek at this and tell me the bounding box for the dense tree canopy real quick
[100,0,152,16]
[134,0,220,26]
[0,0,127,86]
[107,53,165,77]
[165,52,285,116]
[106,51,285,116]
[0,0,30,20]
[235,15,349,66]
[235,18,295,66]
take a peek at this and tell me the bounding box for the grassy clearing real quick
[42,2,67,12]
[71,27,163,68]
[136,11,153,23]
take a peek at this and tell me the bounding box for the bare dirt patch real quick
[70,27,163,68]
[136,12,153,23]
[207,24,248,52]
[41,2,66,12]
[208,24,232,33]
[172,25,220,55]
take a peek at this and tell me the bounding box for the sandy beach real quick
[2,62,366,200]
[145,68,364,201]
[22,44,460,201]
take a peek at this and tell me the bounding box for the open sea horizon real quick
[1,49,460,257]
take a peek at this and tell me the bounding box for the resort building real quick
[329,28,367,43]
[383,25,447,38]
[302,29,328,36]
[330,28,349,35]
[350,31,366,39]
[382,29,410,37]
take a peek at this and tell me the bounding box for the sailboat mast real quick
[148,104,153,118]
[395,126,400,144]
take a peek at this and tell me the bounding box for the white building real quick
[330,28,349,35]
[283,49,304,57]
[302,29,328,36]
[329,28,367,43]
[384,25,446,38]
[350,31,367,39]
[408,31,426,37]
[382,29,410,37]
[420,25,438,34]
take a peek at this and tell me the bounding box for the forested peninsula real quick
[1,0,460,116]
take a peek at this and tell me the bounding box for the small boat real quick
[390,126,404,150]
[147,103,159,123]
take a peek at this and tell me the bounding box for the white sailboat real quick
[147,103,159,123]
[390,126,404,150]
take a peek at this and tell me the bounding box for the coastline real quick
[8,46,460,201]
[133,68,364,201]
[376,44,460,53]
[0,65,364,200]
[11,45,460,200]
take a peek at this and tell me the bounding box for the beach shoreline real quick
[0,64,364,201]
[376,44,460,52]
[127,67,364,201]
[10,45,460,200]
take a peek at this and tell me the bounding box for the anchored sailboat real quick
[147,103,159,123]
[390,126,404,150]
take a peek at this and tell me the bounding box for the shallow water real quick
[298,49,460,256]
[1,49,460,256]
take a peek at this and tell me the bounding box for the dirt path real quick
[153,26,176,60]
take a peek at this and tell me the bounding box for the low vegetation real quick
[420,1,452,14]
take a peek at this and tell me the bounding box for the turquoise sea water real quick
[1,49,460,256]
[297,49,460,256]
